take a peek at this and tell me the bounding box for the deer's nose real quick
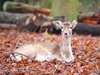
[65,33,67,35]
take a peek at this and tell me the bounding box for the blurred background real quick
[0,0,100,35]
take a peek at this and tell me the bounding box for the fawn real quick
[9,18,77,62]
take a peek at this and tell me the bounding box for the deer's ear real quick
[53,21,62,28]
[71,20,77,29]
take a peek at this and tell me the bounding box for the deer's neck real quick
[61,33,72,53]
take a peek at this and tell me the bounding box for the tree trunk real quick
[51,0,79,20]
[41,0,52,9]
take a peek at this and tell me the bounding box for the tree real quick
[51,0,79,20]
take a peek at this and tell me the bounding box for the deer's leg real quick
[61,47,74,62]
[35,53,52,61]
[65,48,74,62]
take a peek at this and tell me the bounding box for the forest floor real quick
[0,29,99,75]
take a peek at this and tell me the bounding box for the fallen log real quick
[73,23,100,36]
[0,23,16,29]
[0,12,52,31]
[3,1,50,15]
[0,11,34,23]
[0,12,100,36]
[0,22,100,36]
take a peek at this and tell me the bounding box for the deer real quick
[9,17,77,62]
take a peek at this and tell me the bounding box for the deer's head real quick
[53,19,77,37]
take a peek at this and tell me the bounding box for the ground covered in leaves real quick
[0,30,100,75]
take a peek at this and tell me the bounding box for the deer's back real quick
[12,42,61,61]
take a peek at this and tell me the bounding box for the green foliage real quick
[41,0,52,8]
[79,0,100,15]
[51,0,78,20]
